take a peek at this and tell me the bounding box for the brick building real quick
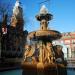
[53,32,75,59]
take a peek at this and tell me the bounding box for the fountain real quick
[22,5,67,75]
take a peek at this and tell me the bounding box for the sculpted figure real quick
[44,42,55,63]
[54,45,64,63]
[24,45,36,63]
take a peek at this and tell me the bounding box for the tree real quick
[0,0,13,23]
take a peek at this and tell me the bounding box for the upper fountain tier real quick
[36,5,53,21]
[28,5,62,41]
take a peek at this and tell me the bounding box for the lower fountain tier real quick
[22,62,67,75]
[28,30,62,41]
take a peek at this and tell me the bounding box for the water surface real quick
[0,69,75,75]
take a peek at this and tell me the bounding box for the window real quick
[65,40,70,44]
[67,48,69,58]
[71,50,75,58]
[72,39,75,44]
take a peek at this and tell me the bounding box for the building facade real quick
[53,32,75,59]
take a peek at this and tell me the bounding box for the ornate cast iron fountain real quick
[22,5,67,75]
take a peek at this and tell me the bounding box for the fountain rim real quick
[27,30,62,40]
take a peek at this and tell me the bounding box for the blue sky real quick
[0,0,75,33]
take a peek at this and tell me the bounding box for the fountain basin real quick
[22,62,67,75]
